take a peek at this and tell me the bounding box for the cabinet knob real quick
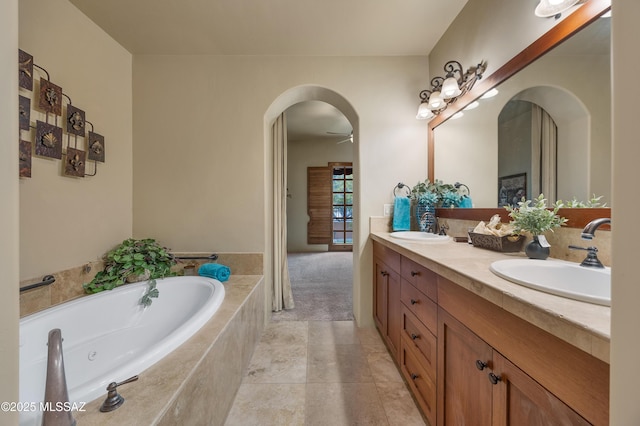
[411,373,419,380]
[475,360,487,371]
[411,271,420,277]
[411,333,419,340]
[488,373,501,385]
[410,299,418,305]
[380,271,389,277]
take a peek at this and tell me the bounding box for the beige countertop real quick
[370,231,611,364]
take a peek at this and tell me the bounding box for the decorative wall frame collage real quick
[18,49,106,178]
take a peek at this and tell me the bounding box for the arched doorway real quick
[263,85,360,322]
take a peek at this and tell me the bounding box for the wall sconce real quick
[416,60,486,120]
[534,0,580,18]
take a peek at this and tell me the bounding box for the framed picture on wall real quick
[498,173,526,207]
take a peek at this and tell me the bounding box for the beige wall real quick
[18,0,133,281]
[0,0,20,423]
[287,137,354,252]
[611,1,640,423]
[132,55,431,326]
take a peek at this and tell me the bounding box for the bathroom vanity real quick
[371,233,609,426]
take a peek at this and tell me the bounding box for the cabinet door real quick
[438,308,493,426]
[386,268,401,357]
[492,353,591,426]
[373,259,388,334]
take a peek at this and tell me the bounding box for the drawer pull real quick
[410,373,419,380]
[411,271,420,277]
[488,373,501,385]
[410,299,418,305]
[475,360,487,371]
[380,271,389,277]
[410,333,419,340]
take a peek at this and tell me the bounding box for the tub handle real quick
[100,375,139,412]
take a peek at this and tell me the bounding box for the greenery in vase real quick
[410,179,458,207]
[83,238,176,295]
[505,194,567,237]
[561,194,607,208]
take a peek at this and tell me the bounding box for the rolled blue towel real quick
[198,263,231,282]
[392,196,411,231]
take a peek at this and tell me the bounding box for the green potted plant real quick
[83,238,177,295]
[505,194,567,260]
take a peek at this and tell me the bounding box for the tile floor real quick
[224,320,426,426]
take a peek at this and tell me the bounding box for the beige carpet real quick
[271,252,354,321]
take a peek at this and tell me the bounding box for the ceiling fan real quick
[327,130,353,144]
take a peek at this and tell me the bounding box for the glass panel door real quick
[330,163,353,251]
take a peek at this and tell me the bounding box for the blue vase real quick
[415,202,436,232]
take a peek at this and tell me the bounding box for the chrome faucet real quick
[42,329,76,426]
[569,217,611,268]
[581,217,611,240]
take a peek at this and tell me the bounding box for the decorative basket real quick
[468,232,525,253]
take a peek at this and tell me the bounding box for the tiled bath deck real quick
[225,320,426,426]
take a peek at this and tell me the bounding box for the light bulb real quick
[441,77,462,99]
[428,91,444,110]
[416,103,434,120]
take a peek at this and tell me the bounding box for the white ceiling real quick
[68,0,467,56]
[67,0,467,141]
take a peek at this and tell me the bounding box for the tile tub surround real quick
[369,230,610,363]
[19,252,263,317]
[74,274,265,425]
[225,321,426,426]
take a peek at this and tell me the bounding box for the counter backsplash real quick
[370,215,611,266]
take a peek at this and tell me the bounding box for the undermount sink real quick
[490,258,611,306]
[389,231,450,243]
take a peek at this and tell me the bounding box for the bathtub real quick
[19,275,225,426]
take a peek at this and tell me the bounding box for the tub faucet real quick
[581,217,611,240]
[42,329,76,426]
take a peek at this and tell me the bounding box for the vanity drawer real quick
[400,336,436,426]
[401,279,437,333]
[400,257,437,302]
[374,241,401,273]
[401,305,437,380]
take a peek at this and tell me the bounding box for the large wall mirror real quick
[430,0,611,226]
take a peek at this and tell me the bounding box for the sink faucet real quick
[581,217,611,240]
[569,218,611,268]
[42,329,76,426]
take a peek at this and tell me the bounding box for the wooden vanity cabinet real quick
[373,242,401,357]
[372,241,610,426]
[437,276,608,426]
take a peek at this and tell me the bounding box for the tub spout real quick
[42,328,76,426]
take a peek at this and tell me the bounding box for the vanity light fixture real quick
[480,88,499,99]
[534,0,580,18]
[416,60,486,120]
[464,101,479,111]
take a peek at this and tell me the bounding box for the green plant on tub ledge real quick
[83,238,177,306]
[504,194,568,260]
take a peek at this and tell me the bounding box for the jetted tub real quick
[19,275,225,426]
